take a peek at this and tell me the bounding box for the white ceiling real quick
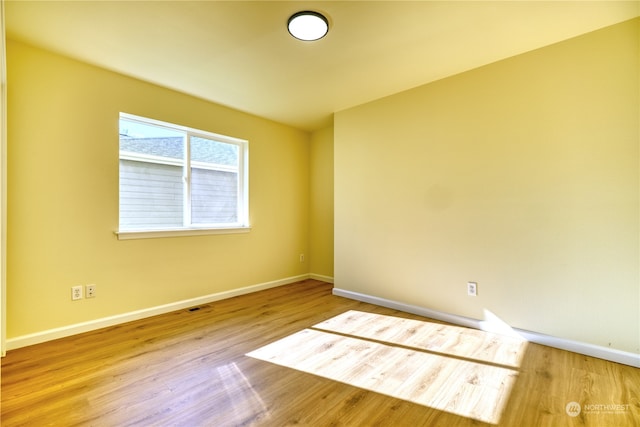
[5,1,640,131]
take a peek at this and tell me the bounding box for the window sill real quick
[115,226,251,240]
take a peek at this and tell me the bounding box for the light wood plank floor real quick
[2,280,639,426]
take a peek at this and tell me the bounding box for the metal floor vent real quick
[187,305,211,312]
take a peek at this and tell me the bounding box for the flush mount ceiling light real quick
[287,11,329,41]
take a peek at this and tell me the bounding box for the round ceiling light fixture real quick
[287,11,329,41]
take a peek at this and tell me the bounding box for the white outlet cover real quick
[467,282,477,296]
[72,286,83,300]
[86,284,96,298]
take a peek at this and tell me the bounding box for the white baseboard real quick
[310,273,334,283]
[332,287,640,368]
[6,274,311,351]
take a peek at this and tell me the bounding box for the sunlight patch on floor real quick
[315,310,527,368]
[247,310,528,425]
[210,363,272,424]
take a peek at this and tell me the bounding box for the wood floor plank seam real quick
[307,326,522,372]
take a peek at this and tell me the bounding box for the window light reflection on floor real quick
[247,310,528,425]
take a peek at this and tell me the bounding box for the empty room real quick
[0,1,639,426]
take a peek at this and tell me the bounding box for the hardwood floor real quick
[2,279,639,426]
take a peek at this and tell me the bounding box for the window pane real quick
[119,119,185,230]
[191,136,238,167]
[120,119,184,161]
[190,136,239,224]
[119,160,184,229]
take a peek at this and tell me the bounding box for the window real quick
[117,113,249,239]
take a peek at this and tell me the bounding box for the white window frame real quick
[116,113,250,240]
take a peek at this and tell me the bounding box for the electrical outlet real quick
[71,285,83,300]
[299,254,305,262]
[467,282,477,296]
[86,284,96,298]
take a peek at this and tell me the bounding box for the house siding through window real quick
[119,136,239,229]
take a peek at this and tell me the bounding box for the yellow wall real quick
[310,125,334,278]
[7,40,310,338]
[335,19,639,353]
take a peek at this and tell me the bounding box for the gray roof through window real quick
[120,136,238,166]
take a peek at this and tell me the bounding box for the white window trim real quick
[118,113,250,239]
[115,226,251,240]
